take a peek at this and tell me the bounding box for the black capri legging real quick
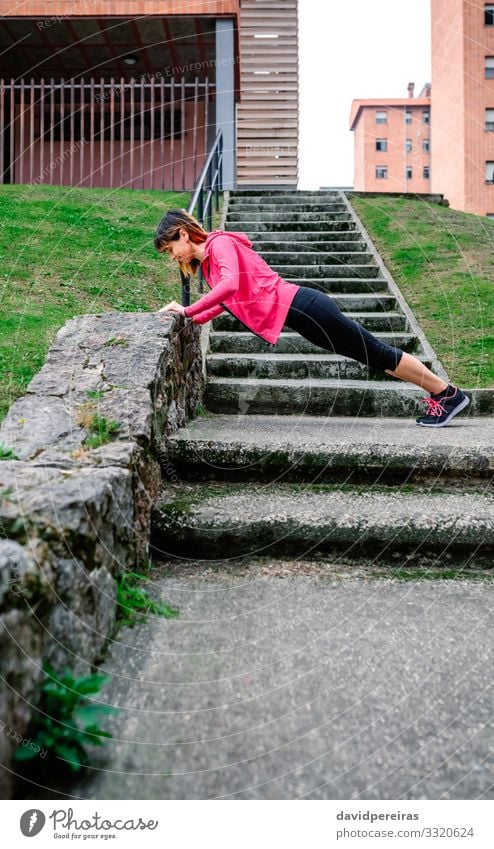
[284,286,404,372]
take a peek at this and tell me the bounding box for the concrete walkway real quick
[67,564,494,800]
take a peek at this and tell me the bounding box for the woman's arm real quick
[183,235,239,317]
[186,302,225,324]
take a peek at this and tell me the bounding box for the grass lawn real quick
[349,195,494,388]
[0,184,223,422]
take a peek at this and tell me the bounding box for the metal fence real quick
[0,76,215,190]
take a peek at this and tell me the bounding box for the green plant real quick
[86,389,105,399]
[104,336,129,347]
[116,569,180,628]
[0,442,19,460]
[13,662,119,776]
[83,414,121,449]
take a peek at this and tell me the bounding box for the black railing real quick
[180,129,223,307]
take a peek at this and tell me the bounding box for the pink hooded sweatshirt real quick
[182,230,300,344]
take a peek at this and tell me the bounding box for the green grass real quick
[0,184,223,422]
[349,195,494,387]
[116,567,180,628]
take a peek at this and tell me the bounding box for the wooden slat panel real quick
[237,0,298,185]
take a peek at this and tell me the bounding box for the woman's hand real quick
[158,300,186,317]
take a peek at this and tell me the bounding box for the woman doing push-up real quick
[155,209,470,428]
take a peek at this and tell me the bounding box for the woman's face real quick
[164,228,195,264]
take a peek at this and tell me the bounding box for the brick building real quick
[431,0,494,215]
[350,0,494,216]
[350,83,431,193]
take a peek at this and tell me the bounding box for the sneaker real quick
[416,384,470,427]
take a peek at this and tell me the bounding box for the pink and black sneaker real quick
[416,384,470,427]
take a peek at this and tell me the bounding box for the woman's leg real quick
[285,287,407,374]
[284,287,469,426]
[385,352,448,394]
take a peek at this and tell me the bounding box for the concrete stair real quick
[152,481,494,559]
[152,191,490,563]
[155,414,494,558]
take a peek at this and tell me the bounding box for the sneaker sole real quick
[416,394,470,427]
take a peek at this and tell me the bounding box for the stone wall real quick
[0,310,203,797]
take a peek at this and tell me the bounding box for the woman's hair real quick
[154,209,208,277]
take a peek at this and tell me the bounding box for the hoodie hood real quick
[201,229,253,261]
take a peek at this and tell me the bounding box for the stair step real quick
[282,278,390,293]
[204,378,430,416]
[206,352,430,381]
[212,311,408,333]
[226,212,353,223]
[162,414,492,483]
[271,265,381,279]
[225,221,357,232]
[227,203,349,213]
[228,195,344,204]
[208,331,421,354]
[152,482,494,556]
[252,240,368,253]
[250,231,365,243]
[229,190,341,199]
[256,251,375,265]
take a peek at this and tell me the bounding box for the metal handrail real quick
[180,129,223,307]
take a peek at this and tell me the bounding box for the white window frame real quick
[406,166,413,179]
[485,4,494,25]
[422,138,430,152]
[486,56,494,78]
[405,138,413,152]
[405,110,412,124]
[423,166,430,179]
[486,161,494,182]
[375,110,388,124]
[486,108,494,130]
[376,166,388,179]
[422,110,430,124]
[376,138,388,151]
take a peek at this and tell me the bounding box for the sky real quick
[297,0,431,189]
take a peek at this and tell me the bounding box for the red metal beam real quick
[162,18,180,74]
[96,18,127,76]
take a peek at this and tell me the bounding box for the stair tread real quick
[206,377,421,390]
[166,413,491,451]
[210,331,418,339]
[153,484,494,538]
[207,352,428,363]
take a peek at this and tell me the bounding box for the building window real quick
[423,166,430,179]
[405,110,412,124]
[487,213,494,218]
[406,166,413,179]
[423,138,430,152]
[376,138,388,151]
[486,161,494,182]
[376,166,388,179]
[405,138,413,152]
[486,108,494,130]
[485,4,494,25]
[422,110,430,124]
[485,56,494,78]
[375,110,388,124]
